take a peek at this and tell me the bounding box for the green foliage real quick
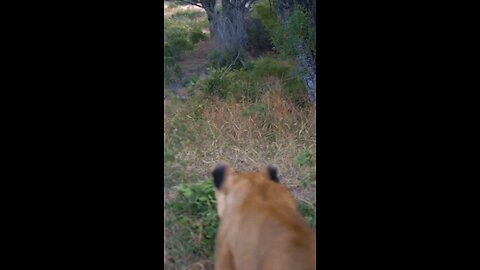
[164,147,176,165]
[164,17,195,54]
[245,15,273,56]
[164,98,209,187]
[201,67,231,98]
[208,49,247,70]
[167,180,219,259]
[293,148,314,167]
[168,1,189,8]
[252,0,280,31]
[294,148,316,189]
[298,200,316,229]
[271,5,316,58]
[164,17,193,85]
[251,57,290,78]
[164,54,182,87]
[189,29,208,44]
[299,169,316,189]
[240,103,267,117]
[201,57,307,104]
[164,9,208,86]
[171,9,205,20]
[193,16,209,30]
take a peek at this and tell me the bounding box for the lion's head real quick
[211,163,296,218]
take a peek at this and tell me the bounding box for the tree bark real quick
[213,0,249,52]
[295,41,316,107]
[274,0,316,107]
[178,0,219,37]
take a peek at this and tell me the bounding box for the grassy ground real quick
[164,2,316,269]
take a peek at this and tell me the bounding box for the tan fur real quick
[213,165,316,270]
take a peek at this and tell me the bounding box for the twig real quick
[226,50,240,71]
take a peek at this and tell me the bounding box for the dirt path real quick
[165,39,213,100]
[164,0,212,100]
[179,39,213,82]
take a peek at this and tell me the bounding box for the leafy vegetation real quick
[164,7,209,86]
[208,49,248,70]
[164,1,316,269]
[166,180,219,261]
[201,57,307,105]
[252,0,280,31]
[271,5,316,58]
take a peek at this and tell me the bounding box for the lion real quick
[212,163,316,270]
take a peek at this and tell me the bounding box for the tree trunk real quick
[274,0,316,107]
[295,41,316,107]
[207,14,216,37]
[201,0,219,37]
[214,0,249,52]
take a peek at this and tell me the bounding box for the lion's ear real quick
[212,163,231,189]
[266,165,280,182]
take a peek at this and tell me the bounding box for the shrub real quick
[164,9,208,86]
[245,15,273,56]
[271,5,316,58]
[208,49,247,70]
[166,180,219,259]
[164,17,193,85]
[293,148,314,167]
[252,0,280,32]
[164,55,182,87]
[201,57,307,105]
[201,67,230,98]
[171,9,205,20]
[189,29,208,44]
[250,57,290,79]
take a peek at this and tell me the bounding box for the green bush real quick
[271,5,316,58]
[298,200,316,229]
[167,0,188,8]
[240,103,267,117]
[208,49,247,70]
[200,57,307,105]
[201,67,230,98]
[167,180,219,259]
[252,0,280,32]
[164,17,193,85]
[164,55,182,87]
[171,9,205,20]
[293,148,314,167]
[250,57,290,79]
[189,29,208,44]
[164,10,208,86]
[164,17,195,53]
[245,16,273,56]
[253,1,315,59]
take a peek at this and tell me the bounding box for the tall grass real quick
[202,57,308,106]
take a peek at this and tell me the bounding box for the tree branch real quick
[177,0,204,9]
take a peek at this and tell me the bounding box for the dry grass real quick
[164,78,316,197]
[164,79,316,269]
[164,1,204,17]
